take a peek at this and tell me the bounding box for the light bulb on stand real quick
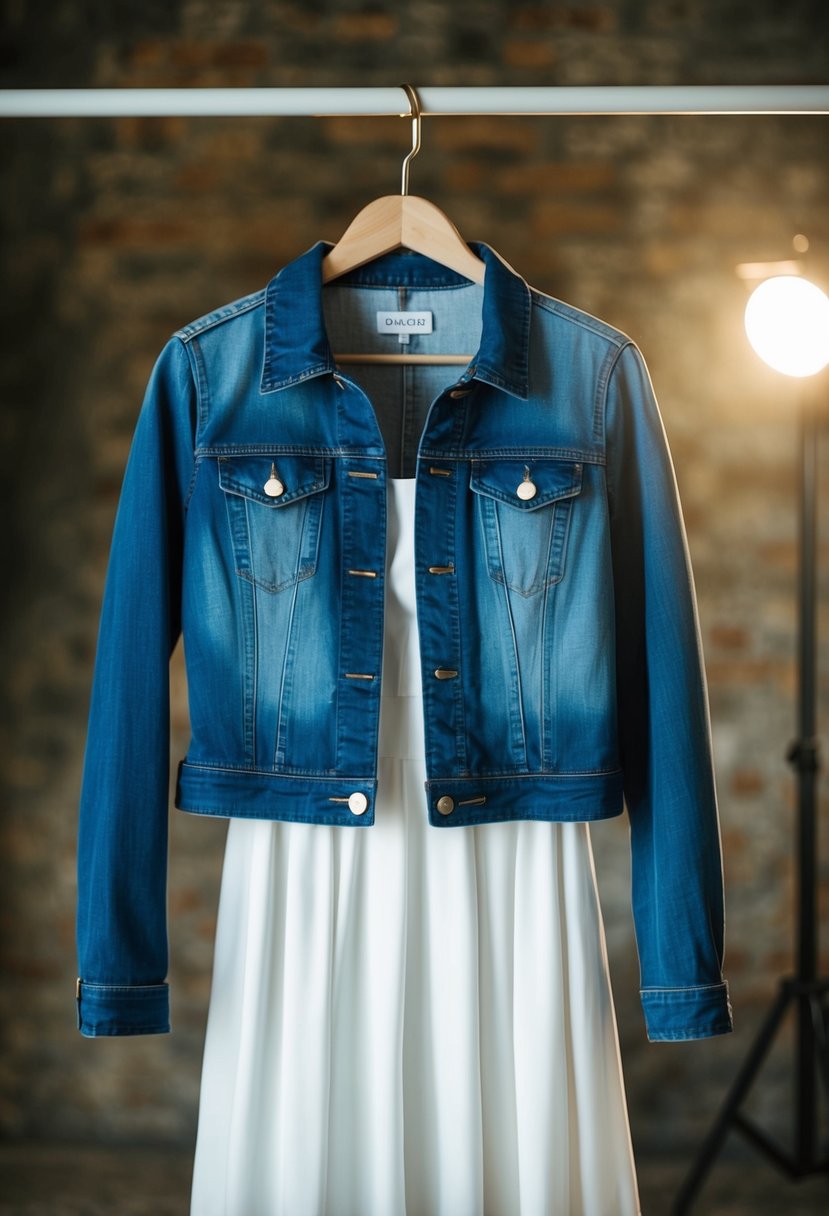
[744,274,829,377]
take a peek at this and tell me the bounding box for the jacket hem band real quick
[175,759,626,827]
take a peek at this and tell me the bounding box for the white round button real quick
[348,791,368,815]
[516,480,537,500]
[264,476,284,497]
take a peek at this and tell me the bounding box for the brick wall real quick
[2,0,828,1185]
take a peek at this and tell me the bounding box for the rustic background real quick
[2,1,829,1213]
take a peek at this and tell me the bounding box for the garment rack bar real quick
[1,85,829,118]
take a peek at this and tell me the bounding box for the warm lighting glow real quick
[744,275,829,377]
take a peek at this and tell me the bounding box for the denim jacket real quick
[76,238,733,1044]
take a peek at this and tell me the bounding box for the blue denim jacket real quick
[76,238,733,1044]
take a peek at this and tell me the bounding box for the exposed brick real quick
[126,40,168,69]
[430,118,541,154]
[764,950,795,972]
[731,769,765,796]
[163,40,264,69]
[502,40,558,69]
[112,115,188,147]
[322,116,407,146]
[201,129,261,162]
[754,540,798,573]
[167,41,223,69]
[721,826,748,852]
[531,200,623,236]
[492,162,617,193]
[667,202,786,238]
[174,163,222,191]
[331,13,398,40]
[710,623,750,650]
[168,888,204,914]
[508,5,617,32]
[211,43,269,69]
[269,9,324,33]
[706,658,791,685]
[441,161,493,192]
[76,217,192,247]
[641,241,699,276]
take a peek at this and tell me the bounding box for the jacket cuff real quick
[641,981,733,1042]
[76,978,170,1037]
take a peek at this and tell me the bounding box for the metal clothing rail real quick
[1,85,829,117]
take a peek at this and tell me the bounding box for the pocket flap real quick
[469,458,583,510]
[218,453,331,507]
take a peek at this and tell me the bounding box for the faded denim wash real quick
[76,238,733,1044]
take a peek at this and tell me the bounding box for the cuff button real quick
[348,791,368,815]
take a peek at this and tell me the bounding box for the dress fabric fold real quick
[189,475,641,1216]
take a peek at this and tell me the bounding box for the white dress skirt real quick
[189,476,641,1216]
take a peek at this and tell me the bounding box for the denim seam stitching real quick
[179,759,623,779]
[647,1026,732,1040]
[194,446,607,464]
[640,982,727,993]
[600,340,635,503]
[80,983,168,992]
[531,291,635,348]
[173,291,265,341]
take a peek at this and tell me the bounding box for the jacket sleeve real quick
[75,334,197,1037]
[604,339,734,1043]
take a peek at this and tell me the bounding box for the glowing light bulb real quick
[744,275,829,377]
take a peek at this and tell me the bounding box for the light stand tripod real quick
[673,382,829,1213]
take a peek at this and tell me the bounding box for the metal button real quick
[516,479,537,500]
[436,795,455,816]
[348,791,368,815]
[264,462,284,497]
[434,667,458,679]
[449,386,472,398]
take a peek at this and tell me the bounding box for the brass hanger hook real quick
[400,84,422,196]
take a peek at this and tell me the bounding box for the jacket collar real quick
[260,237,531,400]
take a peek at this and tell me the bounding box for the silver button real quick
[516,479,537,500]
[436,795,455,816]
[264,462,284,497]
[348,791,368,815]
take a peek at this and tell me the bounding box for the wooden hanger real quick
[321,84,485,366]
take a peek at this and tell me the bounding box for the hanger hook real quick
[400,84,422,197]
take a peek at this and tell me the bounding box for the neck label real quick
[376,310,433,344]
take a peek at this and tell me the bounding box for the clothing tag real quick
[376,310,433,345]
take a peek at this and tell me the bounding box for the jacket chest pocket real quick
[218,453,331,593]
[470,457,583,597]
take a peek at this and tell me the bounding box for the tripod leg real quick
[672,981,793,1215]
[810,991,829,1102]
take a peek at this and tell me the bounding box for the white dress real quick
[189,476,641,1216]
